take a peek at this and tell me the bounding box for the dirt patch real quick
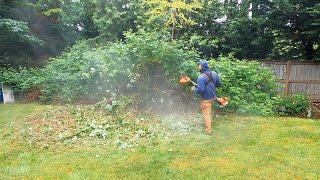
[25,87,42,102]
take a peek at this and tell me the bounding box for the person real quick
[191,59,222,135]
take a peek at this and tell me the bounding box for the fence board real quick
[262,61,320,102]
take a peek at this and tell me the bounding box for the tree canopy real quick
[1,0,319,67]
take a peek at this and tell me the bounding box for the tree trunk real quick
[304,41,314,60]
[171,8,177,41]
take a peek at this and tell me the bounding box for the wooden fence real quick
[263,61,320,102]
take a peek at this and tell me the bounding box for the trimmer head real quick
[179,75,191,85]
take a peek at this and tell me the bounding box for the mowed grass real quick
[1,104,320,179]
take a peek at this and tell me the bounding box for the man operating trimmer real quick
[191,59,222,135]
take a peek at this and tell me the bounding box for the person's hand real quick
[190,86,196,93]
[217,98,222,105]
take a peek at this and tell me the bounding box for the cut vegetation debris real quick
[1,104,320,179]
[17,105,202,150]
[24,106,159,149]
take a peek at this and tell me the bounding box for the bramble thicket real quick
[1,0,316,116]
[0,30,309,116]
[1,2,319,178]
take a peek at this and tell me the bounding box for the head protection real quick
[197,59,210,72]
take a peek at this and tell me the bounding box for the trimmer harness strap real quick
[202,71,214,85]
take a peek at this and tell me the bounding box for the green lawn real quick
[1,103,320,179]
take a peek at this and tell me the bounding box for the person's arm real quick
[194,75,206,94]
[213,72,222,88]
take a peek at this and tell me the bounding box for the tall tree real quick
[93,0,144,41]
[177,0,274,59]
[269,0,320,60]
[144,0,203,40]
[0,0,101,67]
[177,0,320,60]
[0,0,44,67]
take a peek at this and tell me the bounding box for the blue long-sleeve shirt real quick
[194,70,222,100]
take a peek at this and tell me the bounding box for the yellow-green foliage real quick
[144,0,203,28]
[43,8,63,16]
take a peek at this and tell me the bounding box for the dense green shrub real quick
[41,40,108,102]
[0,30,310,117]
[208,57,310,116]
[209,55,277,115]
[0,67,44,97]
[272,94,310,116]
[40,30,198,102]
[0,30,198,103]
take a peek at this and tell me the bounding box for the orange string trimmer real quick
[179,75,197,85]
[217,97,229,107]
[179,75,230,107]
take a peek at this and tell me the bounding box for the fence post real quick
[284,60,291,95]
